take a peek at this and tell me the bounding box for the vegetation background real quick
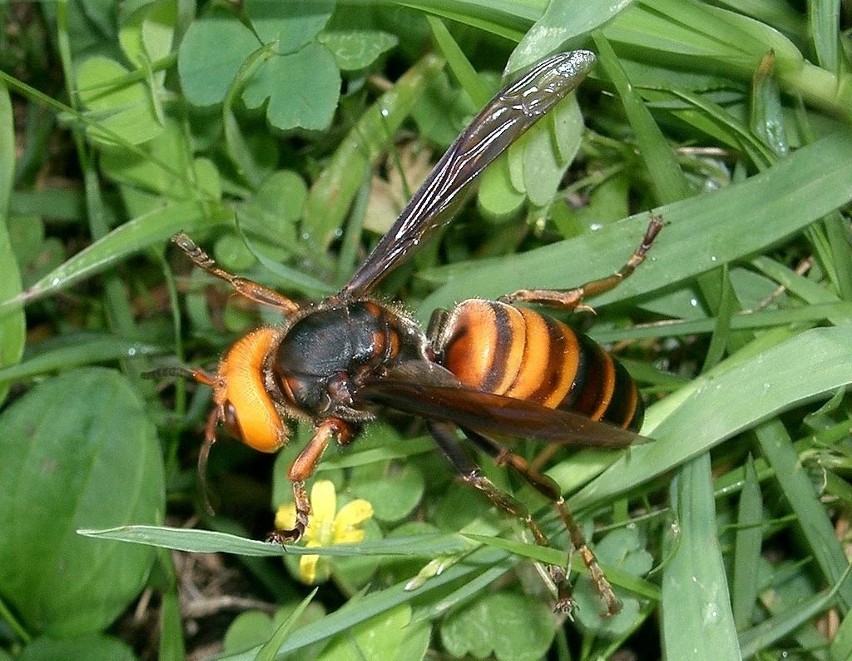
[0,1,850,659]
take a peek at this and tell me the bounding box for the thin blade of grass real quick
[731,456,763,629]
[0,81,25,404]
[662,453,739,659]
[79,525,473,557]
[755,418,852,611]
[592,31,692,204]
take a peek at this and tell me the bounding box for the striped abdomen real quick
[436,300,644,430]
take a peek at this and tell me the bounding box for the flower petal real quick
[299,554,320,584]
[310,480,337,524]
[333,499,373,542]
[274,504,297,531]
[335,529,366,545]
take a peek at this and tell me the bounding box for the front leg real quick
[172,233,301,314]
[266,417,354,544]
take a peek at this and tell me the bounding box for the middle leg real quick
[427,421,575,612]
[463,427,622,616]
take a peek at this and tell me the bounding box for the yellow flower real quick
[275,480,373,583]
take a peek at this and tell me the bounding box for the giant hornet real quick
[166,50,662,616]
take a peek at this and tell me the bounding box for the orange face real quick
[213,327,289,453]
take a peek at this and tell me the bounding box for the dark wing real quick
[340,50,597,299]
[356,377,639,449]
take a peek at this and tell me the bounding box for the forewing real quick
[341,50,597,298]
[357,379,639,449]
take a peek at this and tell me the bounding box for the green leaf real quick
[178,14,259,107]
[0,81,25,405]
[830,605,852,661]
[440,591,554,661]
[755,418,852,611]
[0,333,165,386]
[246,0,334,53]
[320,604,430,661]
[0,199,231,312]
[80,525,474,558]
[0,368,164,636]
[225,611,277,653]
[731,456,763,629]
[243,42,340,131]
[508,0,632,71]
[661,454,739,659]
[236,169,307,246]
[303,54,445,248]
[257,589,320,661]
[594,31,692,205]
[574,527,654,635]
[100,120,221,201]
[76,56,163,146]
[419,131,852,313]
[223,602,330,658]
[350,462,425,523]
[318,30,398,71]
[119,0,177,69]
[477,152,526,218]
[521,93,583,207]
[19,633,135,661]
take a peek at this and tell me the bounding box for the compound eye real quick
[222,402,243,441]
[220,392,288,453]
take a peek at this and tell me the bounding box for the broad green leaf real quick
[100,120,221,200]
[320,604,430,661]
[246,0,334,53]
[225,611,277,654]
[440,591,554,661]
[243,42,340,131]
[318,31,398,71]
[76,56,163,146]
[0,368,164,636]
[178,14,259,107]
[119,0,177,69]
[303,54,445,247]
[19,633,135,661]
[573,527,653,635]
[224,602,327,658]
[477,153,525,218]
[236,169,307,248]
[350,463,425,523]
[521,93,582,206]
